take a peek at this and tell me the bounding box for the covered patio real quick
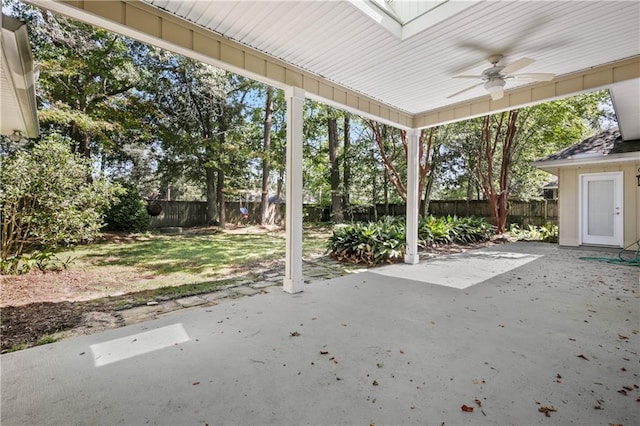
[25,0,640,293]
[2,242,638,424]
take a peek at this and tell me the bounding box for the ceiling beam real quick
[27,1,639,131]
[29,0,414,129]
[413,56,640,129]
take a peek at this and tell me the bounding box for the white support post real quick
[405,129,420,265]
[283,87,305,293]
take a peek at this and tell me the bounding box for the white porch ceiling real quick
[142,0,639,117]
[27,0,640,130]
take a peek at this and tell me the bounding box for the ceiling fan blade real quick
[502,57,535,74]
[490,88,504,101]
[447,82,483,99]
[453,75,483,79]
[512,73,555,82]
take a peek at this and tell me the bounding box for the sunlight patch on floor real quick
[371,251,541,289]
[90,323,190,367]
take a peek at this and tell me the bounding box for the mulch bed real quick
[1,301,105,352]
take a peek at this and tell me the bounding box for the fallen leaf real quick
[475,399,482,407]
[623,385,633,391]
[290,331,300,337]
[372,380,379,386]
[617,389,627,396]
[618,334,629,340]
[192,381,200,386]
[336,376,342,381]
[538,406,557,417]
[377,362,384,368]
[320,350,329,355]
[399,349,404,354]
[576,354,590,361]
[636,396,640,402]
[461,404,474,412]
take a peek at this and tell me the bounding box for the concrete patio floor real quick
[1,242,638,425]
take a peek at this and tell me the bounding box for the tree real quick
[327,107,343,222]
[0,135,117,273]
[476,111,519,233]
[259,86,274,224]
[148,52,250,226]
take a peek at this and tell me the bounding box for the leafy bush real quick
[103,185,150,232]
[420,215,495,247]
[328,215,495,265]
[0,134,118,274]
[328,216,405,265]
[509,223,558,243]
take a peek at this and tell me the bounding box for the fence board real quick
[148,199,558,228]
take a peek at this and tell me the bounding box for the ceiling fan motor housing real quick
[484,78,506,92]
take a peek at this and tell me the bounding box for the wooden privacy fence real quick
[148,200,280,228]
[306,200,558,226]
[148,199,558,228]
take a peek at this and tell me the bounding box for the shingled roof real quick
[537,128,640,162]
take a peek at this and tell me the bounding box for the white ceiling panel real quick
[141,0,638,117]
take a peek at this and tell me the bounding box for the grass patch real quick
[109,279,235,309]
[41,225,332,302]
[34,334,61,347]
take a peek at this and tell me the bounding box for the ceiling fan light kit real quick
[449,54,555,101]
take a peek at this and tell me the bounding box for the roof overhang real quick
[24,1,640,130]
[532,151,640,175]
[1,14,39,138]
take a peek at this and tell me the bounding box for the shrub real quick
[103,185,150,232]
[328,215,495,265]
[509,223,558,243]
[0,134,118,274]
[328,216,405,265]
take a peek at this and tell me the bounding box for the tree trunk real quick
[217,168,225,228]
[260,86,273,225]
[342,113,351,220]
[476,111,519,234]
[327,110,343,222]
[206,166,218,225]
[275,168,284,225]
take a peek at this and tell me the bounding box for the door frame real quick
[579,171,624,247]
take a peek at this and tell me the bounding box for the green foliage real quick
[420,215,495,246]
[509,223,559,243]
[0,134,118,274]
[328,216,495,264]
[328,217,405,264]
[103,185,150,232]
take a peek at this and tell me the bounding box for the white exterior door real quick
[580,172,623,247]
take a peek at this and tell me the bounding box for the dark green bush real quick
[328,215,495,265]
[1,134,118,274]
[103,185,150,233]
[328,216,405,265]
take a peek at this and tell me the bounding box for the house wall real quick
[558,161,640,248]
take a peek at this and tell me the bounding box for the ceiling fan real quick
[447,55,555,101]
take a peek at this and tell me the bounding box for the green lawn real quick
[51,225,331,298]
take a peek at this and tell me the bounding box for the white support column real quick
[405,129,420,265]
[283,86,305,293]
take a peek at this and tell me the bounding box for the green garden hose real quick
[579,239,640,267]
